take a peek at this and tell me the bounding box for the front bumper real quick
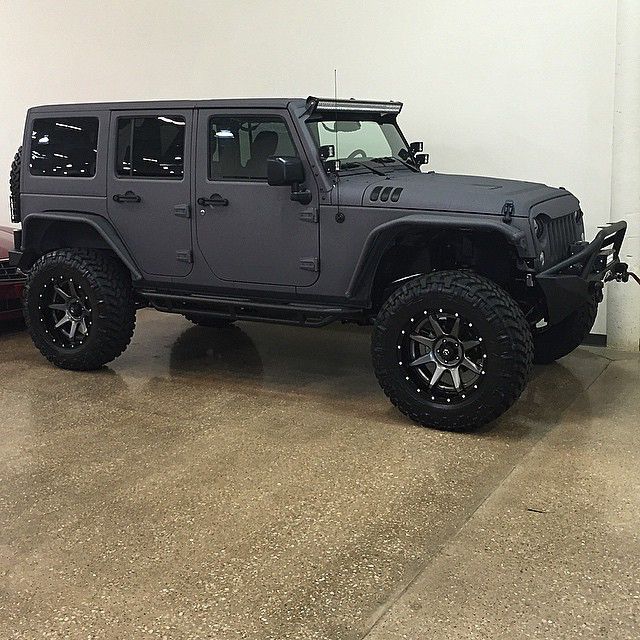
[535,220,627,325]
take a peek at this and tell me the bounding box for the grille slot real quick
[547,214,579,262]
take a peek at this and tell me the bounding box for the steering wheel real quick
[346,149,367,160]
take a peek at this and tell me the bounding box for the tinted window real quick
[116,115,185,178]
[209,116,297,180]
[30,117,99,177]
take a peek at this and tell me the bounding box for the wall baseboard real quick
[582,333,607,347]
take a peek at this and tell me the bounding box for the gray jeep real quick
[8,96,631,431]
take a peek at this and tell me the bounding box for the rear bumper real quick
[0,277,25,321]
[535,221,627,325]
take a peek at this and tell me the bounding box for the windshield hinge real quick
[299,207,319,223]
[502,200,515,224]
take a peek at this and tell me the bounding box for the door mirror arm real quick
[290,182,312,205]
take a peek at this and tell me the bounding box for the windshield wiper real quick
[371,156,419,172]
[339,160,386,176]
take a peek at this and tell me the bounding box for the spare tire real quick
[9,146,22,223]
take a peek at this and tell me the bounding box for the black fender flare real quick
[18,211,142,280]
[345,213,529,300]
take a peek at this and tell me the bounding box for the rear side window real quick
[29,117,99,177]
[116,115,185,178]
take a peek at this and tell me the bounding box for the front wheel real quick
[372,271,533,432]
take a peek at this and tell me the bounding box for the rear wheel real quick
[533,295,598,364]
[372,271,533,431]
[25,249,136,370]
[183,313,234,328]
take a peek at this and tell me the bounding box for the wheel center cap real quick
[434,337,463,366]
[68,300,84,319]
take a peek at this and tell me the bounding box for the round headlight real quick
[533,216,545,239]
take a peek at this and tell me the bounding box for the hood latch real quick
[502,200,515,224]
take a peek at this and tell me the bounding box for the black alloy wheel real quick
[372,271,533,431]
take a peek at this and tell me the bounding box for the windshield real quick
[307,117,411,165]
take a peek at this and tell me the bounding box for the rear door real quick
[194,109,320,287]
[107,110,193,277]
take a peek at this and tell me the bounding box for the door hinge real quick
[299,257,319,272]
[299,207,319,223]
[174,204,191,218]
[502,200,515,224]
[176,250,193,263]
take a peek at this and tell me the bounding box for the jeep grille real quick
[547,214,580,263]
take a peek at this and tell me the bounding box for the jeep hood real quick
[337,171,579,216]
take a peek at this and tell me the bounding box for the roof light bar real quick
[306,96,402,115]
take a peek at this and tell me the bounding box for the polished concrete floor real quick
[0,309,638,639]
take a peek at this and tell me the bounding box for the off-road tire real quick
[533,295,598,364]
[183,314,234,328]
[372,271,533,431]
[9,146,22,221]
[25,249,136,370]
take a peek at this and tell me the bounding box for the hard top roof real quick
[29,96,401,114]
[29,98,306,112]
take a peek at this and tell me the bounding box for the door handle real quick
[197,194,229,207]
[113,190,141,203]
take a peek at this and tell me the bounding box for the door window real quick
[208,116,297,180]
[29,117,99,177]
[116,115,185,178]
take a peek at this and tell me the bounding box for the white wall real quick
[0,0,622,334]
[608,0,640,351]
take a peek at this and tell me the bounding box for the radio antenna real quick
[334,68,340,216]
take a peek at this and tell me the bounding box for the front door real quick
[195,109,319,287]
[107,110,193,277]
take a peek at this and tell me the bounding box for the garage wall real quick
[0,0,619,333]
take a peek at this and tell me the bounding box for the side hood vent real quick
[370,186,403,202]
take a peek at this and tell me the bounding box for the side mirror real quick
[267,155,311,205]
[267,155,305,186]
[414,153,429,167]
[410,141,423,153]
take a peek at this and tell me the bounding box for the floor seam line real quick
[358,357,613,640]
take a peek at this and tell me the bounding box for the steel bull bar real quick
[535,221,638,325]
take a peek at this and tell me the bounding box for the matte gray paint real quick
[106,109,194,278]
[194,108,320,288]
[18,98,583,311]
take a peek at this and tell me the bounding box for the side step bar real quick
[137,290,364,328]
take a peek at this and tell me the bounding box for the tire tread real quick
[372,271,533,431]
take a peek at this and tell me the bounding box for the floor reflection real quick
[169,324,264,380]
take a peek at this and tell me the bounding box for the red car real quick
[0,225,24,322]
